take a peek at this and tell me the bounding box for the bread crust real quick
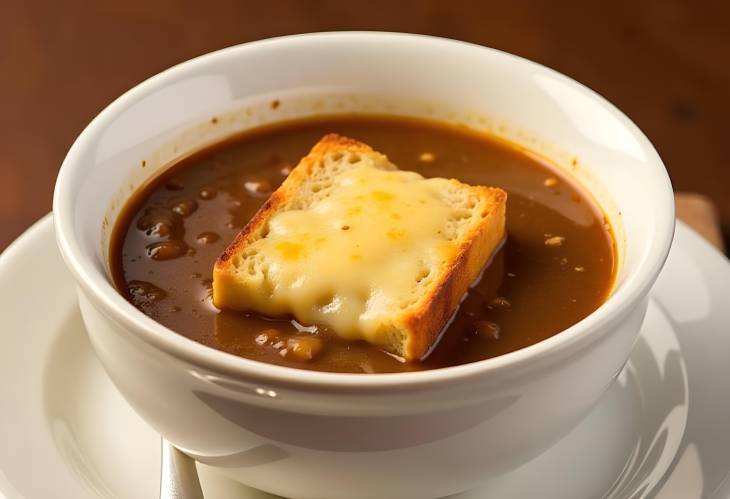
[400,187,506,359]
[213,134,506,361]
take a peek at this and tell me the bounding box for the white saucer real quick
[1,215,728,499]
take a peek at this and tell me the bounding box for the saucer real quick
[1,215,728,499]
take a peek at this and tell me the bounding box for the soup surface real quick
[111,115,615,373]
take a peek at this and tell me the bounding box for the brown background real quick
[2,0,729,251]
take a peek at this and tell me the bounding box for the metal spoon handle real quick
[159,438,205,499]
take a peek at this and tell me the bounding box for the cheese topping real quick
[243,164,460,345]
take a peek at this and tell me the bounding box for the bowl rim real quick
[53,31,675,391]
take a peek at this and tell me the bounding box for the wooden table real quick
[2,0,729,251]
[675,193,724,251]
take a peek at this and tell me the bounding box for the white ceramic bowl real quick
[53,33,674,499]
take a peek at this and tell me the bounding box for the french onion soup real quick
[111,115,615,373]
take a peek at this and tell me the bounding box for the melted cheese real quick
[246,164,458,345]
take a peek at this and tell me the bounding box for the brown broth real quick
[110,115,615,373]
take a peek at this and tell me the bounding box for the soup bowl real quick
[53,32,674,499]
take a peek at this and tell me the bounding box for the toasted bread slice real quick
[213,134,506,361]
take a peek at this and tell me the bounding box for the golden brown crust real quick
[400,187,507,360]
[311,133,375,154]
[215,191,283,265]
